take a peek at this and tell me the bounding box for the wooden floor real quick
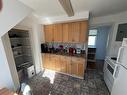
[0,88,17,95]
[87,59,104,72]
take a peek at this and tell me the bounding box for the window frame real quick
[88,29,98,46]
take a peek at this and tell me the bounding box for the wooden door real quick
[69,22,80,43]
[49,54,56,70]
[79,21,88,43]
[71,57,78,76]
[77,58,85,77]
[43,54,50,69]
[60,56,67,73]
[53,24,63,42]
[54,55,61,71]
[62,23,69,42]
[66,57,72,74]
[73,22,80,42]
[44,25,54,42]
[42,54,46,68]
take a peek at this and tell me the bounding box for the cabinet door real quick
[77,58,85,77]
[42,54,46,68]
[43,54,50,69]
[53,24,63,42]
[66,57,72,74]
[44,25,54,42]
[62,23,69,42]
[79,21,88,43]
[50,54,56,70]
[69,22,80,43]
[54,55,61,71]
[71,57,78,76]
[60,56,67,73]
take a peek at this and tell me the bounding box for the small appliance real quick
[69,47,75,55]
[41,43,48,53]
[76,48,81,54]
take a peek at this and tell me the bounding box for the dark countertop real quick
[42,51,86,58]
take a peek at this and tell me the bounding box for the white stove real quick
[103,57,117,92]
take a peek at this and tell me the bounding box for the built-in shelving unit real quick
[87,47,96,69]
[8,29,34,81]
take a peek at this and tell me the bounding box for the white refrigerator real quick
[111,38,127,95]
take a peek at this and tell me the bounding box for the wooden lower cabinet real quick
[66,57,72,74]
[42,54,85,78]
[42,54,49,69]
[60,56,68,73]
[71,62,78,76]
[78,62,85,77]
[54,55,61,71]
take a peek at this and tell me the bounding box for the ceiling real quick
[19,0,127,18]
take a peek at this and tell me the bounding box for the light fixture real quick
[59,0,74,17]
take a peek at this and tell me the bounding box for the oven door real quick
[105,60,115,81]
[104,60,115,92]
[107,63,114,75]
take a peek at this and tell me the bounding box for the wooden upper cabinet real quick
[69,22,80,43]
[62,23,69,42]
[43,20,88,43]
[79,21,88,43]
[44,25,54,42]
[53,24,63,42]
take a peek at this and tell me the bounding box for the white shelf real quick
[12,46,22,50]
[14,54,32,58]
[14,54,23,58]
[10,37,29,40]
[12,46,31,50]
[18,61,33,67]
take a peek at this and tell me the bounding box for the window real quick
[88,29,97,46]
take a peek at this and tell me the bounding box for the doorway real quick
[87,25,111,71]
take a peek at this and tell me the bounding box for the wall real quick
[0,0,32,37]
[0,0,32,90]
[90,11,127,57]
[0,39,14,89]
[95,26,111,60]
[1,33,20,90]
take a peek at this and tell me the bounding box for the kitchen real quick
[1,0,127,95]
[41,21,88,79]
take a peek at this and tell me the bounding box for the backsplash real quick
[46,42,86,50]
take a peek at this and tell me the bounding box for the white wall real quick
[95,26,111,60]
[90,11,127,57]
[0,0,32,37]
[1,33,20,90]
[0,39,14,89]
[0,0,32,91]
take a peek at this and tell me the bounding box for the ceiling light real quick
[59,0,74,17]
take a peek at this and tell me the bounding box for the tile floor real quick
[27,69,109,95]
